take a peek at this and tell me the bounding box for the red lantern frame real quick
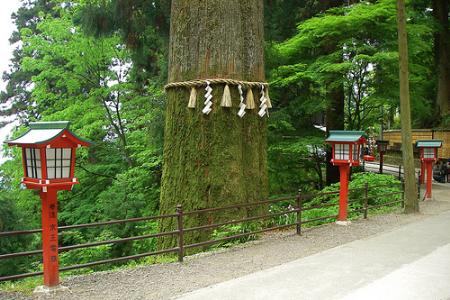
[6,122,90,287]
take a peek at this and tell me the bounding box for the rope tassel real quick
[188,87,197,108]
[245,88,255,110]
[221,84,232,107]
[265,87,272,108]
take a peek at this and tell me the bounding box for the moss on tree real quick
[160,0,268,248]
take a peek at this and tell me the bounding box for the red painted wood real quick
[40,148,48,180]
[70,148,76,179]
[425,162,433,199]
[40,188,59,287]
[21,148,27,177]
[338,165,350,221]
[363,155,375,162]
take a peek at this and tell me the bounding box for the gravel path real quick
[2,184,450,300]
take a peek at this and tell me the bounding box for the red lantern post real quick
[6,122,90,287]
[326,131,366,224]
[416,140,442,200]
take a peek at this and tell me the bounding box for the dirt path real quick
[2,184,450,300]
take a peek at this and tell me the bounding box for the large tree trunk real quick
[433,0,450,117]
[397,0,418,213]
[160,0,268,248]
[322,0,346,186]
[326,86,345,185]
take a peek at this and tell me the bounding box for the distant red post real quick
[416,140,443,201]
[425,161,433,199]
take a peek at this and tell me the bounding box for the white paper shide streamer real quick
[237,84,246,118]
[258,84,268,117]
[202,80,213,115]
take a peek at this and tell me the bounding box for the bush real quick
[301,172,402,226]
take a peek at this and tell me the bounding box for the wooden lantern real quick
[326,130,367,223]
[6,121,90,287]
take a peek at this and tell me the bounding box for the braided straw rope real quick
[164,78,269,90]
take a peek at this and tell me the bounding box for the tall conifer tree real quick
[159,0,268,245]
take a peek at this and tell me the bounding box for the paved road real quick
[177,199,450,299]
[364,162,420,178]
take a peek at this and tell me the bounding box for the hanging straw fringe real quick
[188,87,197,108]
[221,84,232,107]
[245,88,255,110]
[265,87,272,108]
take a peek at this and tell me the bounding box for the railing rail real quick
[0,182,404,282]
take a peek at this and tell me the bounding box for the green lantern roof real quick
[325,130,367,143]
[415,140,442,148]
[5,121,91,146]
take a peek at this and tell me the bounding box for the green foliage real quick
[211,223,262,248]
[268,201,297,226]
[303,172,403,226]
[0,0,443,283]
[270,0,437,130]
[0,0,165,277]
[268,135,325,194]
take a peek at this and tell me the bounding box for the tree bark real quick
[323,0,345,186]
[433,0,450,117]
[397,0,418,213]
[160,0,268,248]
[326,86,345,185]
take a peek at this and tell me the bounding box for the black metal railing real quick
[0,182,404,282]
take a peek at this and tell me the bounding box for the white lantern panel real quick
[335,144,350,160]
[47,168,56,179]
[46,148,72,179]
[46,149,55,159]
[62,167,70,178]
[27,166,33,178]
[423,148,435,159]
[352,145,360,162]
[24,148,42,179]
[62,148,71,159]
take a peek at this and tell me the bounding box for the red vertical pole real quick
[40,187,60,287]
[338,165,349,221]
[425,162,432,199]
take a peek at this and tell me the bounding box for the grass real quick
[0,253,178,295]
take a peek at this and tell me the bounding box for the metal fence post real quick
[363,182,369,219]
[398,165,402,180]
[296,190,302,235]
[176,204,184,262]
